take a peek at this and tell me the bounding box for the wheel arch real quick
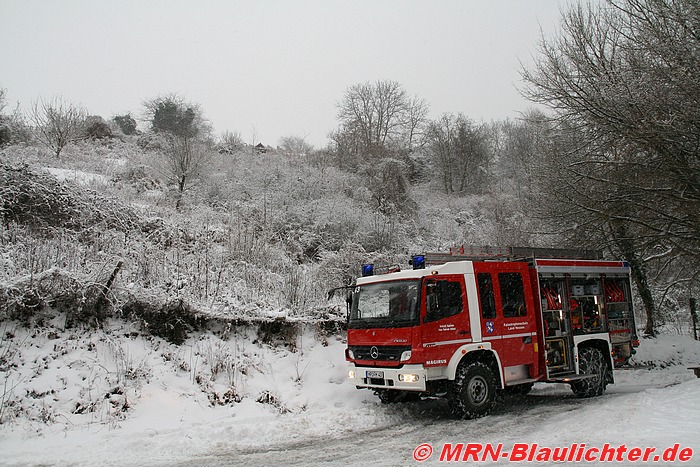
[447,344,504,388]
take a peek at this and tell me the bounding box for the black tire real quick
[377,390,420,404]
[571,347,608,398]
[448,362,498,419]
[377,389,398,404]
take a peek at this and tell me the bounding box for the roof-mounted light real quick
[410,255,426,270]
[361,264,374,277]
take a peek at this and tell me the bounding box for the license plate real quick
[366,370,384,379]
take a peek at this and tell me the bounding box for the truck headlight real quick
[398,374,419,383]
[346,348,355,359]
[348,370,355,379]
[400,350,412,362]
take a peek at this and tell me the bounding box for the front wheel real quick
[448,362,498,419]
[571,347,608,398]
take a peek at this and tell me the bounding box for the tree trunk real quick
[176,175,186,210]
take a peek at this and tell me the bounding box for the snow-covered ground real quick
[43,167,111,186]
[1,324,700,466]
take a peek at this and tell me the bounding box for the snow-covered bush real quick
[0,162,141,233]
[83,115,114,140]
[0,266,122,327]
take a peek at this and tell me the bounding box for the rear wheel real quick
[448,362,498,419]
[571,347,608,398]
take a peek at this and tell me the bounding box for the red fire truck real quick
[344,246,639,418]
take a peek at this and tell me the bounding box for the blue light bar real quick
[411,255,426,270]
[361,264,374,276]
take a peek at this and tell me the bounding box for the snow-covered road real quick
[182,393,581,465]
[178,373,699,466]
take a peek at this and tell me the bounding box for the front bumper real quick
[347,364,427,392]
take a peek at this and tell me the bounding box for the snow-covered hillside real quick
[1,113,699,466]
[1,320,699,466]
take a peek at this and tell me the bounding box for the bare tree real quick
[336,80,428,156]
[278,135,313,156]
[28,96,87,158]
[361,157,416,216]
[521,0,700,335]
[161,136,212,210]
[0,88,8,145]
[424,113,490,194]
[143,93,212,209]
[403,95,429,150]
[424,113,459,193]
[217,130,244,154]
[0,88,7,114]
[0,89,30,147]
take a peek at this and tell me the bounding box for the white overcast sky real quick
[0,0,569,147]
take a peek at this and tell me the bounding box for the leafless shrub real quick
[255,390,288,413]
[256,320,299,351]
[122,296,206,345]
[28,96,87,158]
[0,328,23,424]
[208,386,241,406]
[0,267,120,327]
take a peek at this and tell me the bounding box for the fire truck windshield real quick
[349,280,420,329]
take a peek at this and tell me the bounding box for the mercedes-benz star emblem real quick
[370,346,379,359]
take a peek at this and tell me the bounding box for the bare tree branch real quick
[28,96,87,158]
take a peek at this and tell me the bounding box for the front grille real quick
[349,345,411,362]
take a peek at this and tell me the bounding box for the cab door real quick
[473,262,538,382]
[421,274,471,367]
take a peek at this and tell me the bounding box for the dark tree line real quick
[521,0,700,335]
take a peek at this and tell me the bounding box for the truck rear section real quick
[344,246,638,418]
[533,258,639,372]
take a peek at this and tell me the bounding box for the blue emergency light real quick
[410,255,426,270]
[361,264,374,276]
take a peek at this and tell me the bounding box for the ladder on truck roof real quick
[422,245,603,266]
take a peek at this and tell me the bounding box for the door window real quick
[425,279,464,323]
[477,273,496,319]
[498,272,527,318]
